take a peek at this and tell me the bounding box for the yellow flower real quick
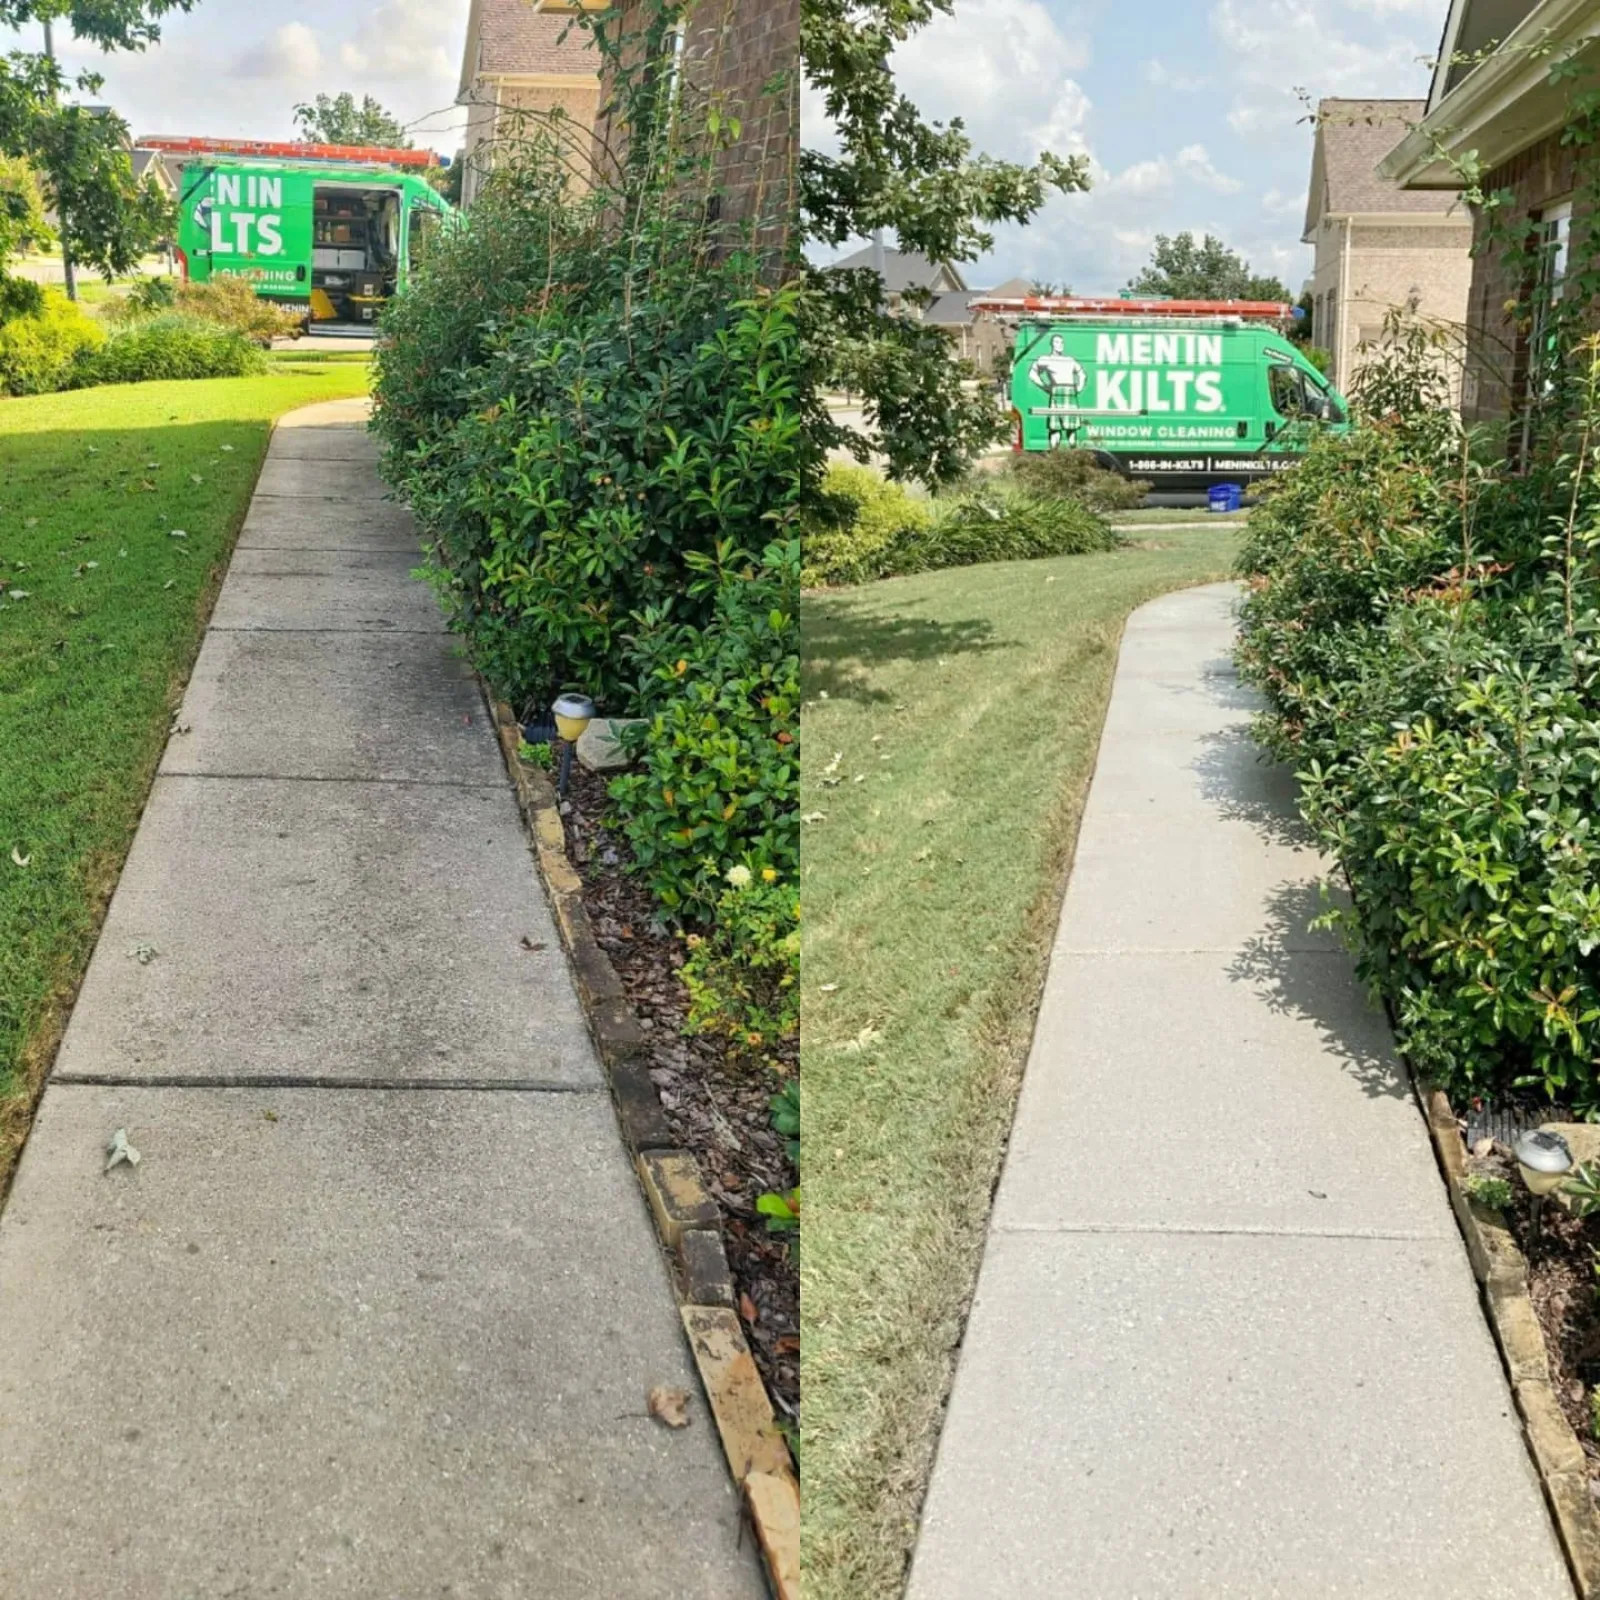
[761,867,777,883]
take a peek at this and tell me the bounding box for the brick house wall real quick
[1460,130,1590,427]
[594,0,797,279]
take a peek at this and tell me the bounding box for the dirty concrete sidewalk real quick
[0,400,761,1599]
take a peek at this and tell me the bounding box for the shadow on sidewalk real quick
[1227,878,1408,1102]
[1191,724,1317,851]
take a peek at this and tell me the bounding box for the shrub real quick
[801,464,932,586]
[74,314,266,386]
[915,484,1118,571]
[388,246,817,709]
[1005,447,1149,512]
[682,869,800,1058]
[609,539,800,918]
[102,276,301,343]
[1237,318,1600,1111]
[372,161,584,471]
[802,466,1118,586]
[0,287,105,395]
[175,276,304,342]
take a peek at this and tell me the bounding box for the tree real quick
[425,154,463,206]
[0,4,187,300]
[1125,231,1290,303]
[0,155,55,255]
[802,0,1091,483]
[293,93,410,148]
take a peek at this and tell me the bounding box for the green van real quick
[986,300,1349,492]
[175,159,452,324]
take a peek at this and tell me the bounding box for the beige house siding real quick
[1309,216,1474,402]
[461,75,600,204]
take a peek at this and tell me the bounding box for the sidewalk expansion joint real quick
[51,1072,605,1092]
[208,626,447,636]
[1056,940,1356,953]
[995,1220,1446,1241]
[158,770,505,789]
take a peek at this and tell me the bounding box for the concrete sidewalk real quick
[0,401,761,1598]
[908,584,1572,1599]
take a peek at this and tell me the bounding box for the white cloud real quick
[1144,59,1210,92]
[1208,0,1434,144]
[1176,143,1243,192]
[893,0,1093,161]
[233,22,324,82]
[338,0,459,86]
[1261,186,1309,218]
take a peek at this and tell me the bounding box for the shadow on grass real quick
[801,592,1016,704]
[1227,878,1407,1101]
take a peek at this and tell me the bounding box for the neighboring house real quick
[1379,0,1600,427]
[825,251,1028,373]
[923,274,1034,374]
[130,148,178,203]
[457,0,602,207]
[595,0,798,276]
[828,244,966,313]
[1303,98,1473,399]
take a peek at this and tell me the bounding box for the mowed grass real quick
[0,363,371,1189]
[800,527,1239,1598]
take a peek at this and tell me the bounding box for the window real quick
[407,206,439,265]
[1518,199,1575,460]
[1268,365,1304,417]
[1270,364,1344,425]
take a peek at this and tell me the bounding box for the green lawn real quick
[0,364,371,1187]
[1111,505,1252,524]
[799,527,1240,1598]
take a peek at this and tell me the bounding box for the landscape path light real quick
[551,692,595,799]
[1514,1128,1573,1242]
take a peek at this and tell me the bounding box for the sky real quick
[3,2,476,157]
[812,0,1448,293]
[8,0,1447,294]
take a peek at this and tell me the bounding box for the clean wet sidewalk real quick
[0,401,761,1598]
[907,583,1573,1599]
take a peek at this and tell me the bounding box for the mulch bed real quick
[558,761,799,1424]
[1470,1139,1600,1492]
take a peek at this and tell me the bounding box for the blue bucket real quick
[1209,484,1243,513]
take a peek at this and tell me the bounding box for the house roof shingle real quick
[1306,99,1461,233]
[826,245,966,294]
[472,1,598,81]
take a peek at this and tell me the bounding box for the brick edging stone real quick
[1422,1085,1600,1597]
[483,691,799,1600]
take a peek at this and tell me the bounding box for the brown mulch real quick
[1476,1146,1600,1487]
[557,760,798,1423]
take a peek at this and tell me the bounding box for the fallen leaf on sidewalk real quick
[519,936,547,953]
[647,1386,690,1429]
[802,812,826,824]
[127,943,158,965]
[739,1292,759,1325]
[105,1129,140,1173]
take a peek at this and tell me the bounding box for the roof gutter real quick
[1379,0,1600,188]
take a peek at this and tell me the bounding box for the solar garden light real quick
[1514,1128,1573,1242]
[551,692,595,799]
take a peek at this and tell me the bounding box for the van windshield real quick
[1272,363,1346,426]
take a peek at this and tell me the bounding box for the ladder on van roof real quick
[970,295,1297,327]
